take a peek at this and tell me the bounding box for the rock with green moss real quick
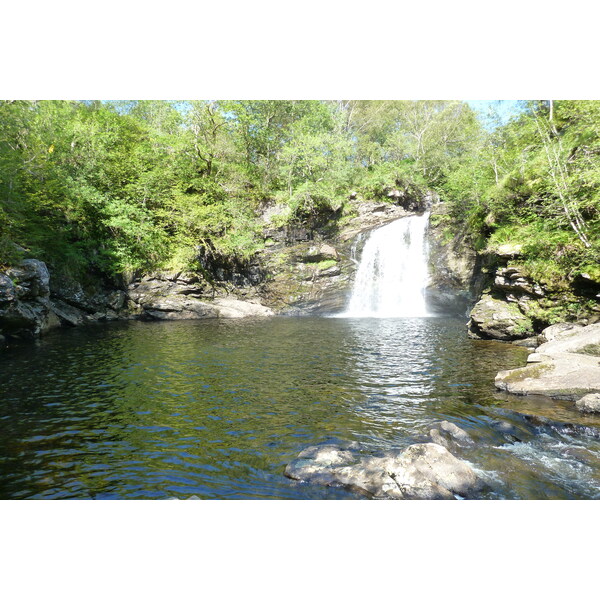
[468,293,534,340]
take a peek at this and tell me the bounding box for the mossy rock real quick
[468,293,534,340]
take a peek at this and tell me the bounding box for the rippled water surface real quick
[1,317,599,499]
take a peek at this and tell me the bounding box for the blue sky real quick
[466,100,526,128]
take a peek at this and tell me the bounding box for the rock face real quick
[426,204,479,316]
[466,243,600,342]
[1,257,275,342]
[285,442,483,499]
[127,272,273,320]
[260,236,353,315]
[495,323,600,400]
[0,258,135,342]
[0,260,52,338]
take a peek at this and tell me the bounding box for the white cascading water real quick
[341,212,431,318]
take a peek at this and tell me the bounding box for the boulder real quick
[140,296,218,320]
[211,297,274,319]
[495,323,600,400]
[106,290,127,311]
[0,300,49,337]
[6,259,50,300]
[285,442,483,500]
[0,260,52,338]
[576,393,600,414]
[538,322,585,344]
[468,293,534,340]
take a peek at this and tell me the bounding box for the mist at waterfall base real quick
[338,212,434,319]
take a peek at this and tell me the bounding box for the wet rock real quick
[468,293,534,340]
[285,443,483,500]
[426,205,478,316]
[0,301,49,337]
[489,420,523,443]
[430,421,474,448]
[576,393,600,414]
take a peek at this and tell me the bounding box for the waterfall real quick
[341,212,431,318]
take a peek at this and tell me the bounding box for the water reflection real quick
[0,317,599,499]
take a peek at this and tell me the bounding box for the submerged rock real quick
[285,442,483,500]
[429,421,474,448]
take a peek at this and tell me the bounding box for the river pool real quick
[1,316,599,499]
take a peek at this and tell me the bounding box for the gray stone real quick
[6,259,50,300]
[0,274,17,305]
[212,297,274,319]
[494,267,544,297]
[106,290,127,311]
[316,265,341,278]
[495,243,523,259]
[285,442,483,500]
[539,323,584,344]
[576,393,600,414]
[429,421,474,449]
[141,296,218,320]
[0,300,49,337]
[512,336,540,348]
[495,323,600,400]
[49,299,86,327]
[0,259,54,337]
[439,421,474,446]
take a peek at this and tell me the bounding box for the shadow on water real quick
[1,317,599,499]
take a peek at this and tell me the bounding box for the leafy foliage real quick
[1,99,598,293]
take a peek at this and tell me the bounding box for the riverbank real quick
[495,322,600,405]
